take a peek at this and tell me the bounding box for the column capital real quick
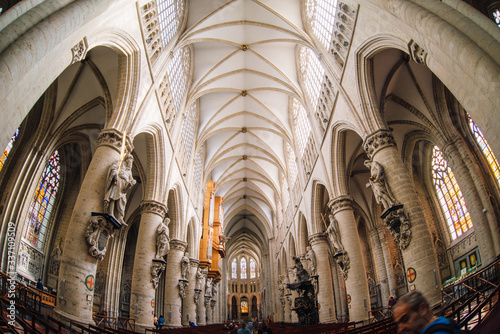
[170,239,188,252]
[96,129,134,154]
[308,233,327,246]
[189,258,200,267]
[140,200,168,218]
[328,196,354,215]
[363,129,396,159]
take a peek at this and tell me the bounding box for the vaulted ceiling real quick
[183,0,311,251]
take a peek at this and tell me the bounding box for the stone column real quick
[287,267,298,323]
[282,275,292,323]
[378,228,397,297]
[55,130,131,323]
[129,200,167,327]
[443,138,499,261]
[329,196,370,322]
[163,239,187,327]
[196,268,207,325]
[364,130,440,304]
[309,233,336,323]
[182,259,199,326]
[369,228,390,305]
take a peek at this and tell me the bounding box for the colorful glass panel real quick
[25,150,60,248]
[432,146,472,240]
[0,129,19,172]
[232,258,237,279]
[468,115,500,187]
[240,257,247,279]
[250,258,256,279]
[241,300,248,313]
[493,9,500,28]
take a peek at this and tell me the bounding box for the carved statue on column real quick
[155,218,170,260]
[85,215,114,260]
[364,160,397,211]
[104,153,136,224]
[293,256,310,282]
[195,267,206,290]
[305,246,317,276]
[212,282,218,300]
[325,214,345,256]
[205,277,213,297]
[178,279,188,299]
[277,276,284,298]
[49,238,63,276]
[181,251,190,280]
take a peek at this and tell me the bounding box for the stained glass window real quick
[250,258,256,279]
[432,146,472,240]
[468,115,500,187]
[299,47,324,111]
[25,150,61,248]
[231,258,237,279]
[180,102,198,171]
[306,0,338,50]
[240,257,247,279]
[241,300,248,313]
[0,129,19,172]
[292,98,312,157]
[493,9,500,28]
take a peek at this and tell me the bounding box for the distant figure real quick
[157,315,165,329]
[393,291,460,334]
[153,315,158,329]
[104,153,136,224]
[37,279,43,291]
[258,322,273,334]
[252,317,259,334]
[237,322,251,334]
[388,295,398,310]
[189,321,196,327]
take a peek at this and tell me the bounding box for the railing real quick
[0,271,57,311]
[92,314,136,331]
[459,284,500,330]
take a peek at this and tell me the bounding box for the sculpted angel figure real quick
[305,246,317,275]
[181,251,190,280]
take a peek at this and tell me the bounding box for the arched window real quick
[280,171,290,211]
[231,258,237,279]
[240,257,247,279]
[299,47,324,112]
[0,128,19,172]
[305,0,337,50]
[250,258,256,279]
[180,102,198,171]
[468,115,500,186]
[25,150,61,248]
[157,0,184,47]
[285,142,298,185]
[292,98,312,158]
[432,146,472,240]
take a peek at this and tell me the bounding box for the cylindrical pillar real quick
[309,233,336,323]
[129,200,167,327]
[364,130,440,304]
[163,239,187,327]
[196,269,207,325]
[369,228,390,306]
[378,228,397,297]
[329,196,370,322]
[55,130,130,323]
[182,259,199,326]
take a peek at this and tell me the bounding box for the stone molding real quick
[140,200,168,218]
[96,129,133,154]
[189,258,200,267]
[328,196,354,215]
[170,239,188,252]
[308,233,327,246]
[363,130,396,159]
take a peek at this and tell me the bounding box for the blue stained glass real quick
[232,259,237,279]
[0,129,20,172]
[250,258,256,279]
[240,257,247,279]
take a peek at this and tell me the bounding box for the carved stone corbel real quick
[71,37,88,64]
[151,260,166,289]
[204,295,211,308]
[408,39,428,65]
[178,279,189,299]
[85,215,115,260]
[382,205,412,249]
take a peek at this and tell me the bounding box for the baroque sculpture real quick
[364,160,397,211]
[85,215,114,260]
[104,153,136,224]
[325,214,345,255]
[181,251,190,280]
[305,246,317,276]
[155,218,170,260]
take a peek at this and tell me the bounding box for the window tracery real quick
[231,258,237,279]
[468,115,500,187]
[432,146,473,240]
[0,128,19,172]
[240,257,247,279]
[140,0,185,64]
[180,102,198,172]
[24,150,61,249]
[250,258,256,279]
[305,0,337,50]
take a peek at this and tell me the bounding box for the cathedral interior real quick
[1,0,500,330]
